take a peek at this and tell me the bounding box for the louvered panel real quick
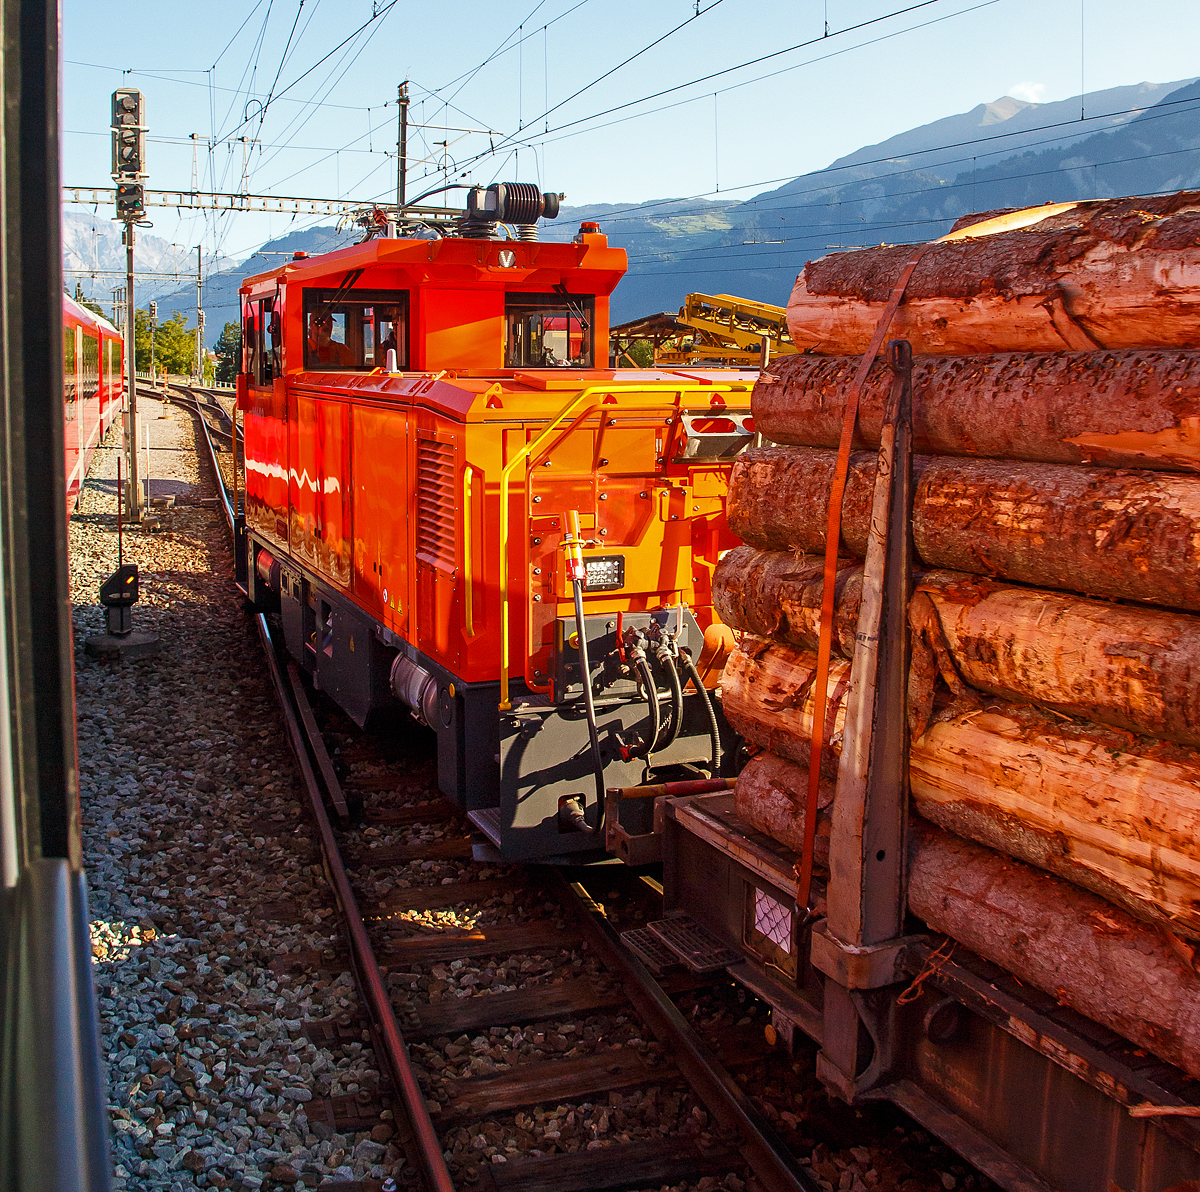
[416,437,456,569]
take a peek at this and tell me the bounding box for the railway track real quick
[257,630,818,1192]
[183,376,818,1191]
[167,392,996,1192]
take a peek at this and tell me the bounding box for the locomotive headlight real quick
[583,555,625,592]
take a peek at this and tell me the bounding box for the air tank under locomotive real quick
[236,183,754,861]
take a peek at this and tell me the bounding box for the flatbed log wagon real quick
[621,198,1200,1192]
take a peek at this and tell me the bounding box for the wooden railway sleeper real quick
[560,876,820,1192]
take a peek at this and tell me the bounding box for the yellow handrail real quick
[498,381,748,709]
[462,464,475,637]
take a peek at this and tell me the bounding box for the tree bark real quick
[733,752,832,862]
[720,636,851,782]
[786,193,1200,355]
[722,637,1200,939]
[730,752,1200,1081]
[728,446,1200,611]
[909,821,1200,1084]
[712,546,1200,745]
[755,349,1200,473]
[712,545,861,657]
[912,570,1200,747]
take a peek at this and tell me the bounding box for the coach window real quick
[303,290,409,371]
[504,292,594,368]
[64,327,77,417]
[82,332,99,406]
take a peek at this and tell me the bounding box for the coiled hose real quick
[654,644,685,753]
[632,651,661,762]
[679,647,721,776]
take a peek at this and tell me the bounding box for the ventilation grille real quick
[416,437,456,569]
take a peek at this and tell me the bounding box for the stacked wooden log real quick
[717,195,1200,1080]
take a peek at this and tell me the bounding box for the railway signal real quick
[148,302,157,386]
[114,182,145,220]
[110,89,146,178]
[112,88,146,520]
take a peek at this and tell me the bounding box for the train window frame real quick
[63,325,77,416]
[504,291,594,369]
[81,331,99,408]
[243,296,281,386]
[302,289,409,372]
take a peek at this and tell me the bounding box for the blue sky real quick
[62,0,1200,265]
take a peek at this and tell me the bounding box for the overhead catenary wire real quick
[446,0,965,174]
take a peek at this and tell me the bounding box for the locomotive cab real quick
[237,186,754,861]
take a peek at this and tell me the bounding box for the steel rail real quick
[176,388,235,534]
[253,614,454,1192]
[179,387,447,1190]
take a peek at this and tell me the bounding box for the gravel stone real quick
[73,405,402,1188]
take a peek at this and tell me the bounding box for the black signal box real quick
[99,564,138,609]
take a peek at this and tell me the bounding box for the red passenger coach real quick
[238,185,754,861]
[63,294,123,513]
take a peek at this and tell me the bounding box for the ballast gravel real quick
[73,402,400,1191]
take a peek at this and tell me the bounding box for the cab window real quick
[504,292,594,368]
[243,296,281,385]
[303,290,408,372]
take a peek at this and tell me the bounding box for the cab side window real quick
[303,290,408,372]
[504,293,594,368]
[244,298,280,385]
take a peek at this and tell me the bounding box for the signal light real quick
[111,88,146,179]
[115,183,145,220]
[148,301,157,323]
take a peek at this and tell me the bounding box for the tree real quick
[134,309,198,376]
[213,321,240,384]
[616,338,655,367]
[70,283,107,321]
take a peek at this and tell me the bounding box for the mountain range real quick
[68,76,1200,341]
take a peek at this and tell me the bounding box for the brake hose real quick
[680,647,722,776]
[630,648,661,763]
[572,569,606,834]
[655,642,685,752]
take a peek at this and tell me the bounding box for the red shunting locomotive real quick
[237,184,754,861]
